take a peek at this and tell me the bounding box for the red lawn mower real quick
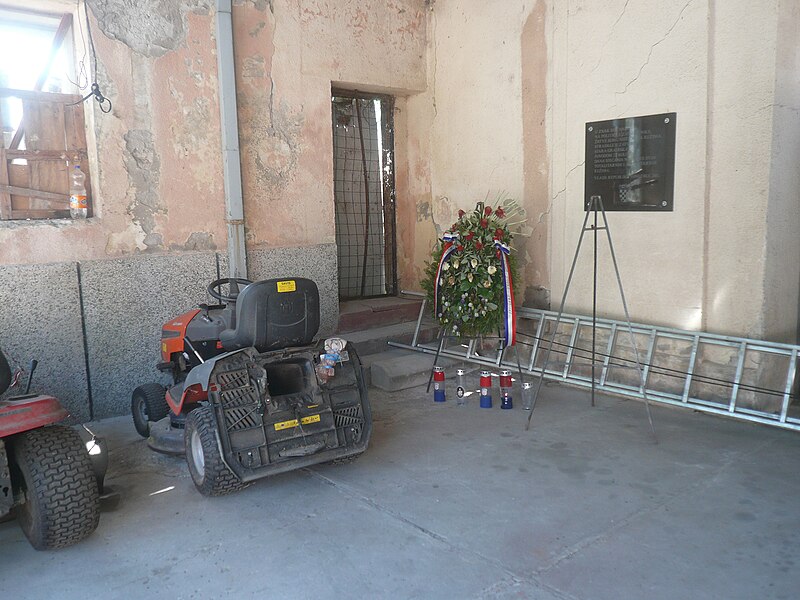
[131,276,372,496]
[0,350,107,550]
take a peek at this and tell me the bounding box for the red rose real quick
[480,218,488,228]
[475,241,483,250]
[458,209,465,218]
[457,244,464,252]
[484,206,493,216]
[496,207,505,218]
[466,232,474,241]
[495,228,504,238]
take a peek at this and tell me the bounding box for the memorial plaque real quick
[584,112,676,211]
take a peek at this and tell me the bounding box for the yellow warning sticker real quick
[277,280,296,293]
[274,419,297,431]
[273,414,321,431]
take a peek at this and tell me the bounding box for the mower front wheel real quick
[131,383,168,438]
[11,425,100,550]
[184,405,249,496]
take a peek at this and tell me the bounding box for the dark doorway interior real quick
[331,90,396,299]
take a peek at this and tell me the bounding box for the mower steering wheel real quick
[207,278,253,303]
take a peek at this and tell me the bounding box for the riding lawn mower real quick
[131,276,372,496]
[0,349,108,550]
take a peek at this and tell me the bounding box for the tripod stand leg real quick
[599,201,657,441]
[514,343,525,387]
[592,203,598,408]
[525,208,593,431]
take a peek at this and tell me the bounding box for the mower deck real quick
[147,417,185,456]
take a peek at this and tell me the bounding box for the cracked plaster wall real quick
[0,0,427,273]
[0,0,429,418]
[230,0,427,266]
[0,0,227,264]
[550,0,798,341]
[420,0,799,341]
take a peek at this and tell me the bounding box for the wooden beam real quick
[9,13,73,150]
[0,88,81,104]
[0,150,11,219]
[0,184,69,204]
[10,209,70,219]
[34,14,73,92]
[5,149,86,161]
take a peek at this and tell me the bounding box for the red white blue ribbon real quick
[494,239,516,346]
[433,232,459,316]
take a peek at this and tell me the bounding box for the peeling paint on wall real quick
[430,194,457,237]
[88,0,213,57]
[416,200,431,222]
[124,129,163,250]
[244,99,305,192]
[171,232,217,251]
[234,0,271,12]
[521,1,550,299]
[242,55,267,79]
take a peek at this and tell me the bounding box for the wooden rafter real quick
[8,12,73,150]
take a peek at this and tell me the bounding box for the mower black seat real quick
[219,278,320,353]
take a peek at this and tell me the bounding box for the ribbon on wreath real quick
[493,239,516,346]
[433,232,460,316]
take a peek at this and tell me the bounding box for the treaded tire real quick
[131,383,168,438]
[184,405,249,496]
[11,425,100,550]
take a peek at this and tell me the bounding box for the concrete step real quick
[366,348,462,392]
[337,296,423,333]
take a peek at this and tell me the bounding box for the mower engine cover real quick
[200,341,371,482]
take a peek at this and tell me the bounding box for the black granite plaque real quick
[584,112,676,211]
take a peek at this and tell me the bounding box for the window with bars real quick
[332,90,397,299]
[0,7,91,220]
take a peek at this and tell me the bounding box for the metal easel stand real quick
[425,328,526,394]
[524,195,656,440]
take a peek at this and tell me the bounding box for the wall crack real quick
[615,0,694,96]
[590,0,631,73]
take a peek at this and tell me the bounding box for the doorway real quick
[331,90,396,299]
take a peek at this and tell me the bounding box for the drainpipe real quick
[215,0,247,279]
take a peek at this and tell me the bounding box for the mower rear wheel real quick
[184,405,249,496]
[131,383,168,438]
[11,425,100,550]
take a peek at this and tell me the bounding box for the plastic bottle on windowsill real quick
[69,165,88,219]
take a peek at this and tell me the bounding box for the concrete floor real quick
[2,381,799,599]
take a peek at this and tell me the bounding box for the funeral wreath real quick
[422,199,525,343]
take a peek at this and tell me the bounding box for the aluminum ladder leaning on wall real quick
[390,293,800,433]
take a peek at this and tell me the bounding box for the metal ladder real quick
[390,295,800,432]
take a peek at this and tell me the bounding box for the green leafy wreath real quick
[421,199,523,338]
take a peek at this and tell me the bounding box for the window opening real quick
[0,7,91,221]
